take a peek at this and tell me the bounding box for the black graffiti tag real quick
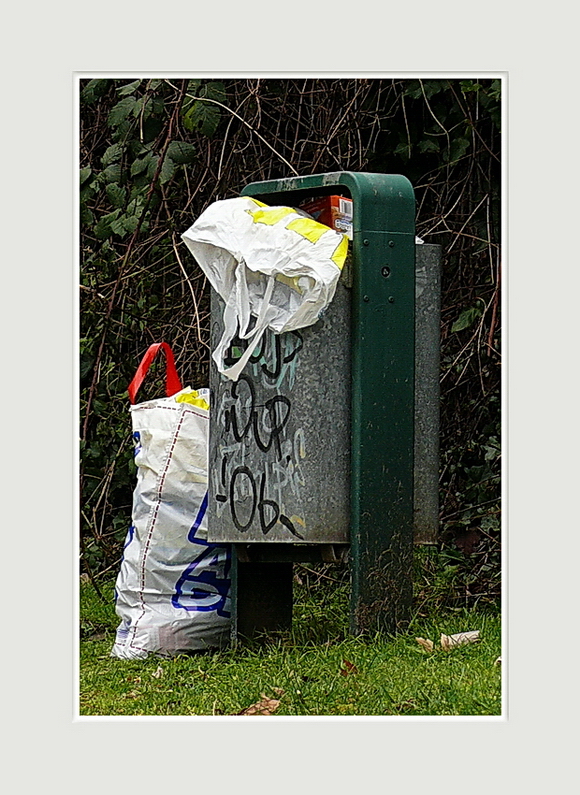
[216,329,305,540]
[224,374,291,461]
[224,464,304,539]
[250,330,303,381]
[224,330,303,383]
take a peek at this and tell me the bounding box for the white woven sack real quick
[181,196,348,381]
[111,343,231,659]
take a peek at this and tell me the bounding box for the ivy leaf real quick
[122,215,140,234]
[99,164,122,184]
[101,143,123,167]
[422,80,444,98]
[418,139,439,154]
[94,209,121,239]
[451,306,483,333]
[446,137,470,164]
[111,119,133,143]
[159,154,176,185]
[81,79,109,105]
[106,183,126,208]
[80,205,95,226]
[146,154,159,179]
[182,83,225,137]
[80,167,92,186]
[117,79,142,97]
[149,96,165,115]
[394,141,412,159]
[182,79,202,111]
[126,196,146,216]
[166,140,196,165]
[461,80,482,93]
[404,81,422,100]
[132,96,147,119]
[183,100,221,136]
[109,215,129,237]
[489,79,501,100]
[108,96,138,127]
[203,81,226,103]
[130,152,155,177]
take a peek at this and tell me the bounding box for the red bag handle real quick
[128,342,183,404]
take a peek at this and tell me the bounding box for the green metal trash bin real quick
[206,171,435,640]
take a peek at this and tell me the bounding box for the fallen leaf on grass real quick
[152,666,163,679]
[440,630,480,650]
[494,656,501,666]
[238,692,284,715]
[340,659,359,676]
[416,637,434,652]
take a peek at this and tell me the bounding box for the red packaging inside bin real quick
[300,195,353,239]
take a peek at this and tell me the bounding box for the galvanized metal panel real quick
[208,243,441,548]
[414,244,442,544]
[208,274,351,544]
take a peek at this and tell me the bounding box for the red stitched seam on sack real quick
[127,410,188,650]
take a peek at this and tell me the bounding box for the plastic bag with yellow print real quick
[182,196,348,381]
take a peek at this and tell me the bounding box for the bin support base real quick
[231,550,293,641]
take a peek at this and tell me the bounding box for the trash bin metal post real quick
[347,175,416,634]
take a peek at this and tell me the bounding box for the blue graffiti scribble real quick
[132,431,142,457]
[172,492,231,616]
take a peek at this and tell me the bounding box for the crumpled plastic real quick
[182,196,348,381]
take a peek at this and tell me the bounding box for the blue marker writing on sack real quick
[172,493,231,616]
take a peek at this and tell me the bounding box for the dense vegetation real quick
[79,78,501,607]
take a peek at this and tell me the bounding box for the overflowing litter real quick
[182,196,348,381]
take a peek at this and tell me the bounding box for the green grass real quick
[79,569,502,717]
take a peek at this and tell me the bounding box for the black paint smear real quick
[279,514,304,540]
[261,331,304,380]
[253,395,291,459]
[258,472,279,534]
[260,334,283,380]
[225,376,255,442]
[283,331,303,363]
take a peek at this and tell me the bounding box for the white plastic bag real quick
[181,196,348,381]
[111,342,231,659]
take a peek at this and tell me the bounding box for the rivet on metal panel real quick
[388,296,395,303]
[389,240,395,247]
[382,267,391,278]
[363,295,370,302]
[363,239,369,246]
